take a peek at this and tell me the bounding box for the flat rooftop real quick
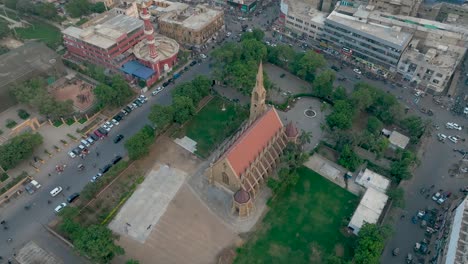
[355,169,390,193]
[327,11,412,48]
[159,4,223,31]
[149,0,188,14]
[348,187,388,235]
[287,0,327,25]
[62,12,143,49]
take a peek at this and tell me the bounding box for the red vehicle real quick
[94,129,105,138]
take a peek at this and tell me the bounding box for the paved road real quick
[0,61,211,262]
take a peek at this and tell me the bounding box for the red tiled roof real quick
[227,109,283,177]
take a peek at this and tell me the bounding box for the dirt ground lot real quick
[51,78,95,112]
[111,137,238,264]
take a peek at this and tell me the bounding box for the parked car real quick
[432,192,442,201]
[72,147,81,155]
[114,134,124,143]
[152,87,162,96]
[353,68,362,74]
[437,133,447,141]
[113,115,122,122]
[105,121,113,129]
[100,164,112,174]
[448,136,458,143]
[90,173,103,183]
[89,133,99,141]
[86,136,94,145]
[94,129,105,138]
[80,139,90,147]
[125,106,132,112]
[121,109,128,116]
[112,155,122,165]
[111,119,119,126]
[200,53,207,59]
[190,60,197,66]
[68,151,76,158]
[331,65,340,71]
[67,193,80,203]
[54,202,67,213]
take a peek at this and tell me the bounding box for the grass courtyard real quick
[178,96,248,158]
[234,167,359,264]
[15,20,62,50]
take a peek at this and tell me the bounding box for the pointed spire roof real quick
[285,122,299,138]
[253,61,265,94]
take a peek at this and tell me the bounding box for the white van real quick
[50,186,63,197]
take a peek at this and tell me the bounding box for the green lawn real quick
[179,97,248,158]
[15,20,62,50]
[235,167,359,264]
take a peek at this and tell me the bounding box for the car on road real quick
[113,115,123,122]
[50,186,63,197]
[112,155,122,165]
[432,192,442,201]
[102,125,111,132]
[134,99,143,107]
[54,202,67,213]
[94,129,105,138]
[331,65,340,72]
[448,136,458,143]
[452,123,462,130]
[100,164,112,174]
[86,136,95,145]
[437,196,447,205]
[353,68,362,74]
[200,53,207,59]
[152,87,162,96]
[138,95,147,103]
[89,133,99,142]
[105,121,113,129]
[67,193,80,203]
[114,134,124,143]
[78,144,86,152]
[189,60,197,66]
[111,119,119,126]
[80,139,90,147]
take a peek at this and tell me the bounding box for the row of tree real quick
[0,132,43,170]
[93,75,135,109]
[354,224,392,264]
[65,0,106,18]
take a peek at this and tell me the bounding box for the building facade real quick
[208,63,298,217]
[322,5,413,72]
[111,0,139,18]
[440,196,468,264]
[156,3,224,47]
[63,8,179,87]
[283,0,327,42]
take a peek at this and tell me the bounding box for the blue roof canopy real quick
[121,61,155,80]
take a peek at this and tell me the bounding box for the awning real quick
[121,61,155,80]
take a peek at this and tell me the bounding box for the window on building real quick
[435,73,443,78]
[222,172,229,185]
[432,79,440,84]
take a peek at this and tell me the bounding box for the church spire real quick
[249,62,267,122]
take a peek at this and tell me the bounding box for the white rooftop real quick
[348,187,389,235]
[159,4,223,31]
[389,131,410,149]
[355,169,391,193]
[62,13,143,49]
[326,11,412,48]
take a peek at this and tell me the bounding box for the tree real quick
[338,144,362,171]
[332,86,347,101]
[267,45,295,67]
[366,116,383,135]
[291,51,326,81]
[351,85,374,111]
[93,75,134,109]
[172,96,195,124]
[126,260,140,264]
[240,39,267,62]
[354,224,391,264]
[35,2,59,19]
[400,116,426,143]
[240,28,264,41]
[0,20,9,39]
[91,2,106,13]
[124,125,155,160]
[387,187,405,208]
[298,130,312,146]
[0,132,43,170]
[390,150,416,182]
[312,70,336,98]
[66,0,92,18]
[148,105,173,131]
[326,100,355,130]
[172,75,211,106]
[73,225,125,263]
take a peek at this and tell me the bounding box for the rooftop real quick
[133,35,179,63]
[149,0,189,15]
[355,169,391,193]
[389,130,410,149]
[62,12,143,49]
[348,187,389,235]
[226,108,283,177]
[444,196,468,264]
[159,4,223,31]
[326,10,412,48]
[287,0,327,25]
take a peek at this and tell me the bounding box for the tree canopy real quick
[66,0,105,18]
[338,144,362,172]
[354,224,391,264]
[290,51,326,82]
[148,105,174,132]
[6,0,59,20]
[124,125,155,160]
[172,96,195,124]
[312,70,336,98]
[326,100,355,130]
[0,132,43,170]
[93,75,134,109]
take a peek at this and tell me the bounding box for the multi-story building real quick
[92,0,116,8]
[111,0,139,18]
[283,0,327,42]
[226,0,257,13]
[368,0,422,16]
[150,0,224,47]
[322,4,413,72]
[397,39,466,93]
[418,2,468,26]
[439,195,468,264]
[63,7,179,87]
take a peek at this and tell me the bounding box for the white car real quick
[111,119,119,126]
[437,133,447,141]
[54,202,67,213]
[86,137,94,145]
[50,186,63,197]
[68,151,76,158]
[452,123,462,131]
[152,87,162,96]
[78,144,86,151]
[102,125,111,132]
[226,32,232,37]
[80,139,90,147]
[446,122,455,129]
[105,121,113,129]
[353,68,362,74]
[448,136,458,143]
[200,53,207,59]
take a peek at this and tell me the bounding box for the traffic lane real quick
[382,136,468,263]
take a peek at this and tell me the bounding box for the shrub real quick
[6,119,17,129]
[17,109,30,120]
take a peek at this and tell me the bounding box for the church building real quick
[208,63,299,218]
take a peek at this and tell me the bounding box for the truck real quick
[24,179,42,194]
